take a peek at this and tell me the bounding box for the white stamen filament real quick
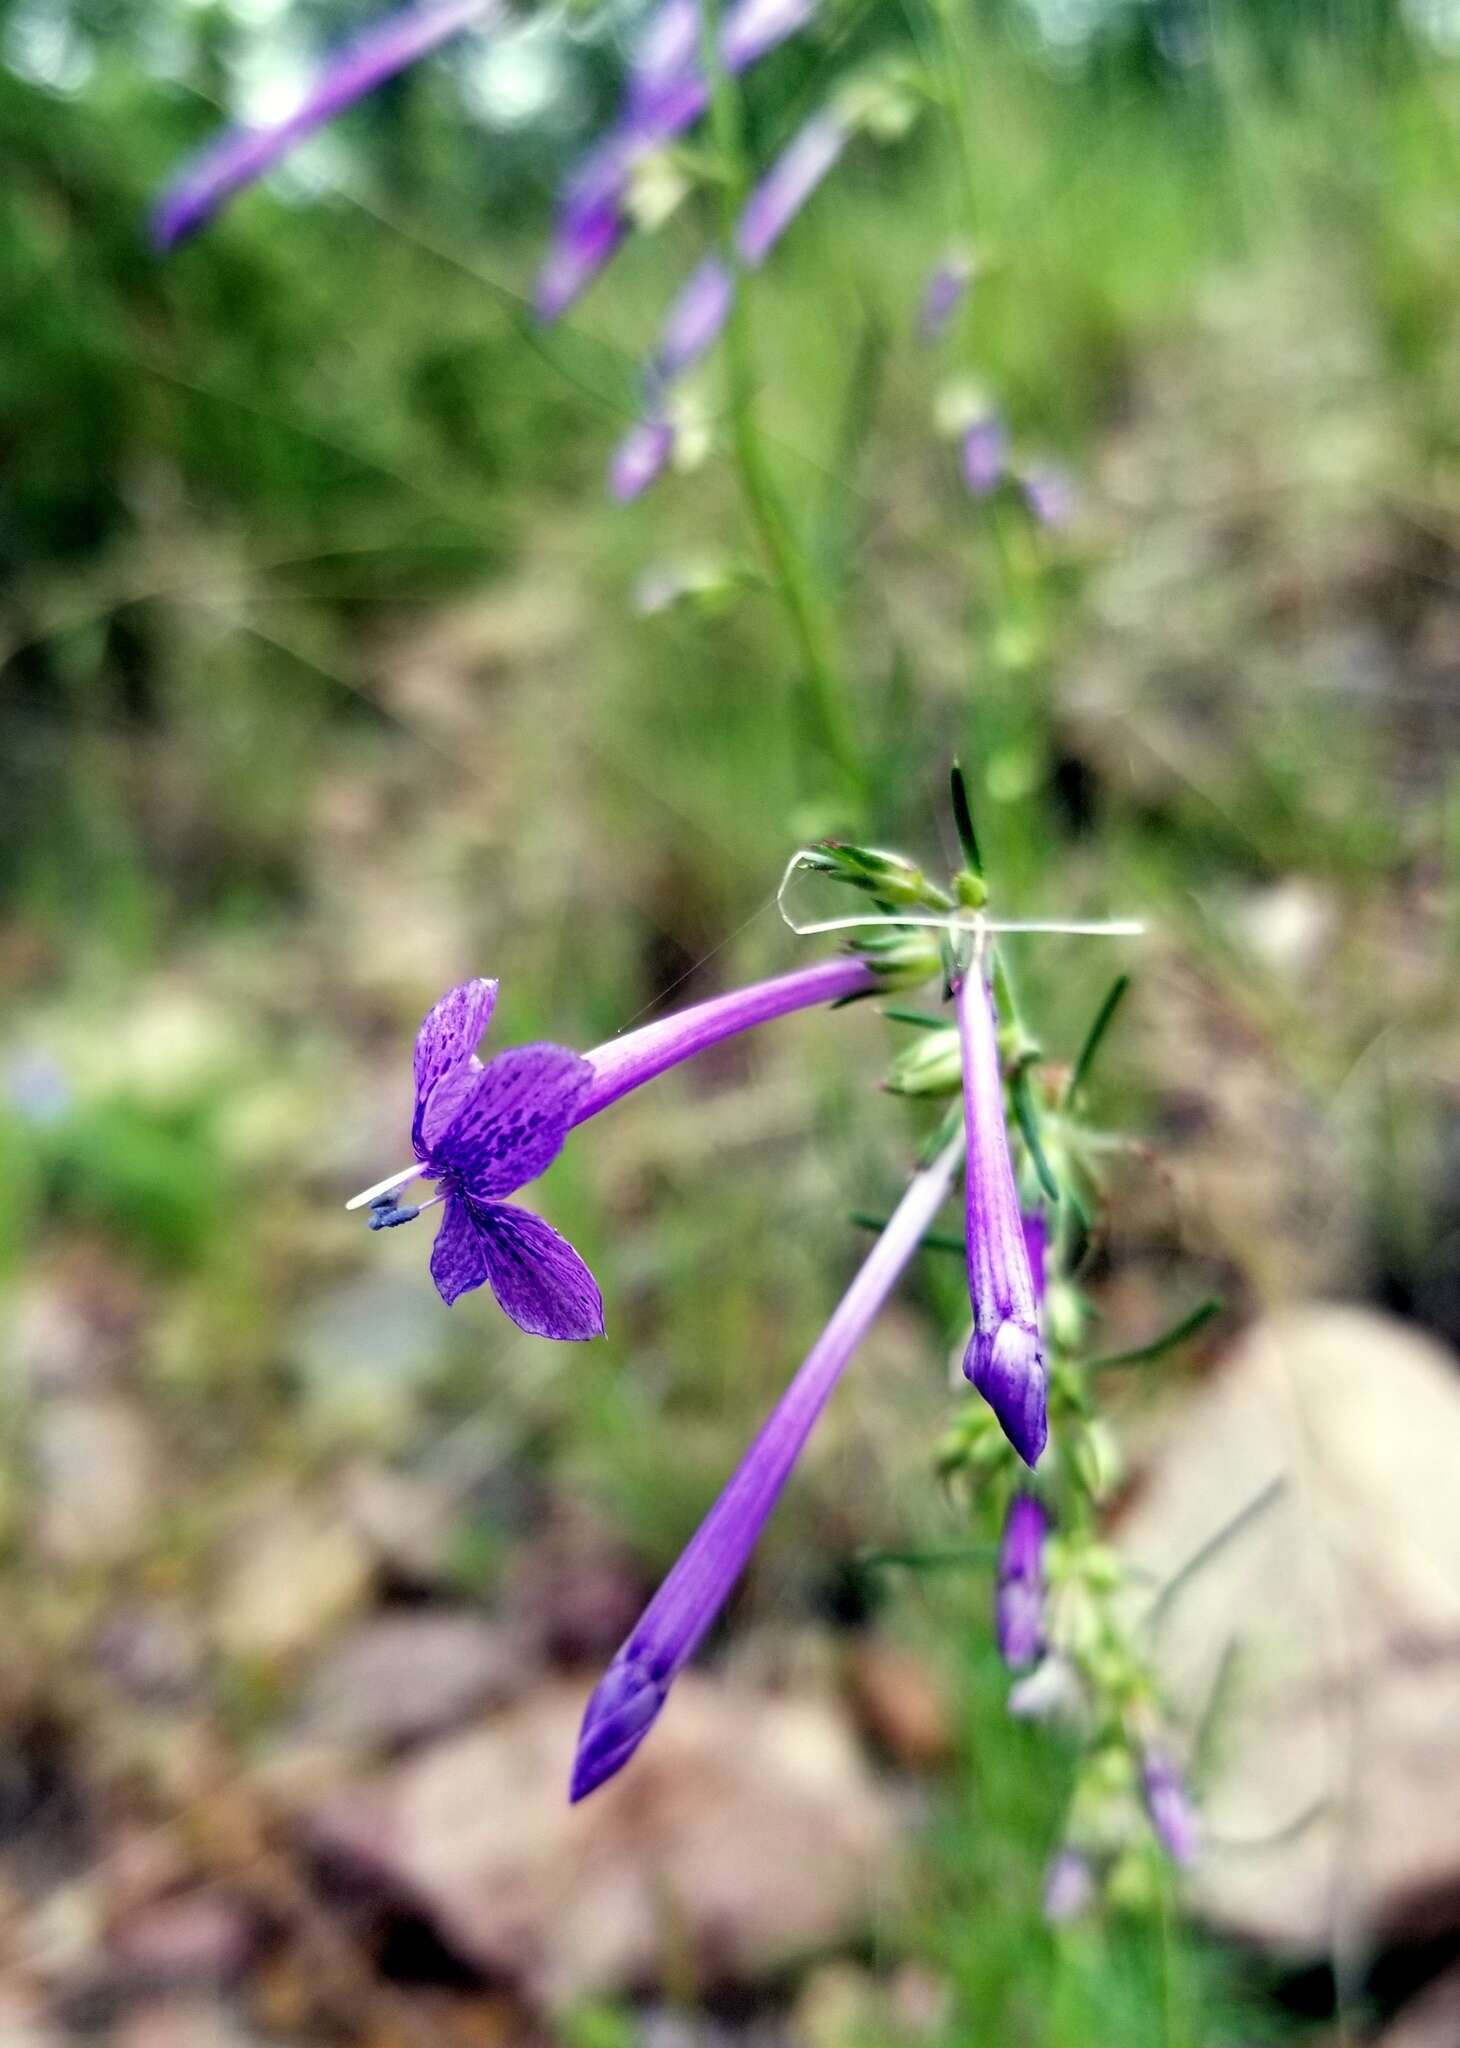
[345,1163,421,1211]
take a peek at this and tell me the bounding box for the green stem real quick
[697,0,866,810]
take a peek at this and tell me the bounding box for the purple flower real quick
[397,979,604,1336]
[1043,1848,1096,1923]
[919,253,972,342]
[534,0,816,322]
[609,417,675,501]
[961,415,1008,498]
[152,0,496,250]
[351,957,879,1326]
[570,1130,964,1800]
[736,109,847,266]
[1141,1745,1199,1867]
[957,969,1047,1467]
[995,1493,1047,1671]
[1021,462,1077,530]
[638,113,846,400]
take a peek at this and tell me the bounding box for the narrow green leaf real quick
[1087,1298,1222,1373]
[1065,973,1131,1106]
[949,761,983,875]
[1011,1068,1060,1204]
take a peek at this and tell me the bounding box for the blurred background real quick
[4,0,1460,2041]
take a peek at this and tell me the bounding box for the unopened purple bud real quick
[1141,1746,1199,1867]
[152,0,496,249]
[650,258,734,387]
[609,418,675,502]
[995,1494,1047,1671]
[919,254,972,342]
[1021,463,1076,530]
[1043,1848,1096,1923]
[957,971,1047,1467]
[961,415,1008,498]
[736,110,848,266]
[721,0,817,70]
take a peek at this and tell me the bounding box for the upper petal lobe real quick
[412,979,498,1148]
[474,1202,605,1341]
[421,1043,592,1197]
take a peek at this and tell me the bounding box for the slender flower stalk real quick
[570,1130,964,1800]
[152,0,497,249]
[956,965,1047,1466]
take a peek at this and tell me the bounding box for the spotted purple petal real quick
[413,978,498,1114]
[152,0,497,249]
[475,1202,605,1340]
[422,1043,592,1196]
[429,1194,490,1306]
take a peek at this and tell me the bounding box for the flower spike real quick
[956,966,1048,1466]
[571,1132,964,1800]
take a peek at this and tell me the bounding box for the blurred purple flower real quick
[919,253,972,342]
[1021,462,1077,529]
[609,417,676,501]
[957,969,1047,1467]
[152,0,496,249]
[535,0,816,321]
[961,414,1008,498]
[354,959,877,1326]
[5,1050,72,1127]
[1141,1745,1199,1866]
[1043,1848,1096,1923]
[736,108,847,265]
[995,1493,1047,1670]
[570,1131,964,1800]
[638,111,847,408]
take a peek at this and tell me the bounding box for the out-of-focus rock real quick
[214,1503,372,1663]
[844,1639,954,1772]
[107,1892,254,1988]
[296,1612,526,1749]
[1233,879,1338,986]
[35,1397,158,1566]
[1117,1306,1460,1955]
[339,1462,459,1586]
[308,1677,902,2009]
[289,1275,448,1436]
[92,1603,206,1706]
[503,1506,647,1664]
[791,1962,881,2048]
[1378,1965,1460,2048]
[110,1994,272,2048]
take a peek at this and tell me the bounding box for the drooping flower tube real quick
[349,957,878,1330]
[956,965,1048,1466]
[152,0,498,249]
[570,1130,964,1800]
[994,1492,1048,1671]
[535,0,816,321]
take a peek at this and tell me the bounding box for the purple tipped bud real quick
[956,971,1048,1468]
[1043,1848,1096,1923]
[919,254,972,342]
[1141,1747,1199,1867]
[569,1652,670,1801]
[609,418,675,502]
[1021,463,1076,530]
[995,1493,1047,1671]
[961,415,1008,498]
[570,1135,964,1799]
[736,110,848,266]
